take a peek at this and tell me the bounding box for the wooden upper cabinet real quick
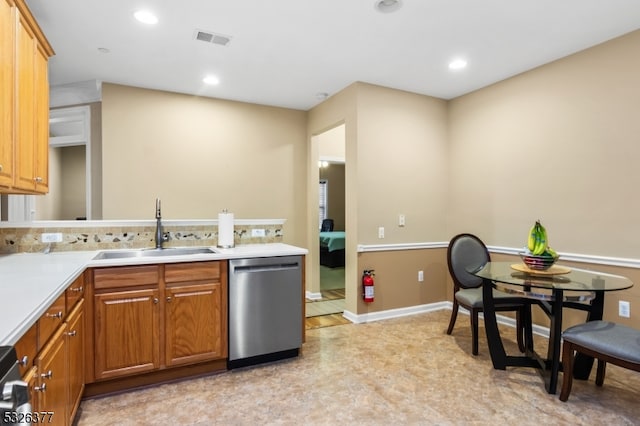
[0,0,15,188]
[0,0,53,194]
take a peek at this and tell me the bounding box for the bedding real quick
[319,231,345,252]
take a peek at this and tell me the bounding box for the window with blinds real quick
[319,179,328,229]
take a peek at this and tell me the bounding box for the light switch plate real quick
[251,229,266,237]
[41,233,63,243]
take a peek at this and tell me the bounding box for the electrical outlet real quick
[619,300,630,318]
[41,233,63,243]
[378,227,385,239]
[251,229,266,237]
[418,270,424,282]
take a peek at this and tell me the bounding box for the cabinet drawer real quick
[165,261,220,284]
[93,265,159,290]
[66,273,85,311]
[38,293,66,350]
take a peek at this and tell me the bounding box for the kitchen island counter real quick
[0,243,307,346]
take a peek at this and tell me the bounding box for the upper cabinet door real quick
[1,0,53,194]
[0,0,15,188]
[13,10,37,192]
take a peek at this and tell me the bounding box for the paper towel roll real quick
[217,211,234,248]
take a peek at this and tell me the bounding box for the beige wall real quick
[448,30,640,326]
[101,83,308,246]
[319,163,345,231]
[448,30,640,258]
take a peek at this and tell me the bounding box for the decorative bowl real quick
[519,253,559,271]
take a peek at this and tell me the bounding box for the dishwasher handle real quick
[232,262,300,274]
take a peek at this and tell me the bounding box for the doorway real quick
[306,124,346,328]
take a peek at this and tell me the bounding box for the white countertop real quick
[0,243,307,346]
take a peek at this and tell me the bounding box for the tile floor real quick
[76,310,640,425]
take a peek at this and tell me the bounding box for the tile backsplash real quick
[0,220,283,254]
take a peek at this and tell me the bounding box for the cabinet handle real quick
[70,286,84,293]
[34,176,43,183]
[40,370,53,380]
[45,311,63,319]
[0,164,3,172]
[34,383,46,392]
[67,330,77,337]
[18,355,28,366]
[153,297,159,304]
[166,296,172,303]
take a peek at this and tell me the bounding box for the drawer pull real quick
[45,311,63,319]
[34,383,46,392]
[153,297,159,304]
[67,330,77,337]
[41,370,53,380]
[18,355,28,366]
[166,296,172,303]
[70,286,84,293]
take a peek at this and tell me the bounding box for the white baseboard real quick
[305,290,322,301]
[342,301,550,338]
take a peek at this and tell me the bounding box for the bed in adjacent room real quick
[319,231,345,268]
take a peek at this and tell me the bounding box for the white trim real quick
[357,242,448,252]
[357,241,640,269]
[305,291,322,301]
[0,218,287,228]
[343,302,551,338]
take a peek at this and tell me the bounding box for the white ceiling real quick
[25,0,640,111]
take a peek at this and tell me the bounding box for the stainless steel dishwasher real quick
[228,255,303,369]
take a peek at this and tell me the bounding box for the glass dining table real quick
[470,261,633,394]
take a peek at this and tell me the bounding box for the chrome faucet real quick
[155,198,169,249]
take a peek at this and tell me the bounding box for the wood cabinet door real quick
[35,325,68,426]
[14,9,36,192]
[94,288,160,380]
[0,0,14,188]
[66,300,84,425]
[33,41,49,193]
[165,282,226,366]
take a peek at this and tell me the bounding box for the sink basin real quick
[93,247,217,260]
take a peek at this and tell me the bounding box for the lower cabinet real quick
[14,274,85,426]
[93,288,160,379]
[35,325,68,425]
[89,261,227,382]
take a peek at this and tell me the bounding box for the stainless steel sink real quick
[93,247,217,260]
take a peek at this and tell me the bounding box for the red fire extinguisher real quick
[362,269,375,303]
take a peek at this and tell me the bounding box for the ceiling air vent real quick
[194,29,232,46]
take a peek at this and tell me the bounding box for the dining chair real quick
[320,219,334,232]
[559,320,640,401]
[446,233,526,355]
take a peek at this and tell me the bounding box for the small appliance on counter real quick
[217,210,235,248]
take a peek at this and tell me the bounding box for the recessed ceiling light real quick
[448,59,468,71]
[134,10,158,25]
[203,75,220,85]
[375,0,402,13]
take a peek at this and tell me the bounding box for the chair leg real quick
[559,341,575,402]
[471,308,479,356]
[446,299,459,335]
[596,359,607,387]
